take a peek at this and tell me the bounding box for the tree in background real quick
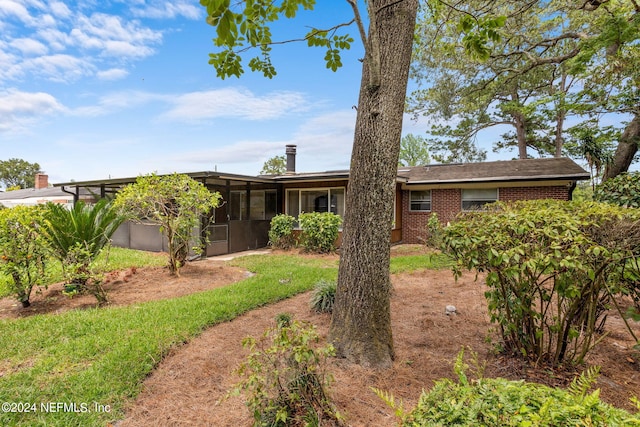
[0,158,42,189]
[260,155,286,175]
[200,0,418,367]
[399,134,431,166]
[113,173,221,276]
[409,0,640,177]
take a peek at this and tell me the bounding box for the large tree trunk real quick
[513,111,528,159]
[603,113,640,181]
[329,0,418,368]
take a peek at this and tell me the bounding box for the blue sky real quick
[1,0,580,188]
[1,1,375,185]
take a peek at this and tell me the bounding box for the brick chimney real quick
[35,173,49,189]
[285,144,297,175]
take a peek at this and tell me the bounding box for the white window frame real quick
[285,187,346,222]
[409,190,432,212]
[461,188,499,211]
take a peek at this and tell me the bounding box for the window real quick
[230,190,277,220]
[410,190,431,211]
[286,187,345,219]
[462,188,498,211]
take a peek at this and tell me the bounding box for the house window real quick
[462,188,498,211]
[410,190,431,211]
[286,187,345,218]
[230,190,277,220]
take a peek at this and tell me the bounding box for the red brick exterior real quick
[400,185,571,244]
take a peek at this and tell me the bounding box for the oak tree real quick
[199,0,418,367]
[0,158,42,190]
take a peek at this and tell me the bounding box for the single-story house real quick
[54,145,590,256]
[0,174,97,208]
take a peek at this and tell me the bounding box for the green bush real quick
[298,212,342,253]
[0,205,49,307]
[41,199,125,303]
[268,214,297,249]
[310,279,337,313]
[425,212,444,248]
[443,200,640,365]
[401,351,640,426]
[230,319,342,426]
[595,172,640,208]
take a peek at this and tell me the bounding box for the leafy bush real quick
[595,172,640,208]
[230,319,342,426]
[0,205,48,307]
[401,350,640,426]
[298,212,342,253]
[425,212,445,248]
[113,173,221,275]
[41,199,125,303]
[442,200,640,365]
[310,279,337,313]
[268,214,297,249]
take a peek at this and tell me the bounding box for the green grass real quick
[0,247,166,299]
[0,254,337,427]
[390,253,453,274]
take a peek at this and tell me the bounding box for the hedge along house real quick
[54,146,590,255]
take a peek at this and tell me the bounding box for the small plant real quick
[275,312,293,328]
[41,199,125,304]
[425,212,444,248]
[310,279,337,313]
[298,212,342,253]
[400,349,640,426]
[0,205,48,307]
[268,214,297,250]
[230,319,343,426]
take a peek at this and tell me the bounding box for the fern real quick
[371,387,407,420]
[568,366,601,399]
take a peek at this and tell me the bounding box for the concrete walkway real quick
[205,248,272,261]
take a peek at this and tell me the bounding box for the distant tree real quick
[260,155,287,175]
[0,159,42,189]
[399,134,431,166]
[113,174,221,276]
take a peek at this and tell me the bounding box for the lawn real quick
[0,252,341,426]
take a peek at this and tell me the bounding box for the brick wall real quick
[400,185,570,244]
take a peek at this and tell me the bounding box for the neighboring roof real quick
[0,186,98,207]
[398,157,590,184]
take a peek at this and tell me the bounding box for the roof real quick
[0,186,95,201]
[398,157,590,184]
[52,158,589,190]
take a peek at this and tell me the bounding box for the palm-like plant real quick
[42,199,125,294]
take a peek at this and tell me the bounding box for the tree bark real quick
[603,113,640,181]
[329,0,418,368]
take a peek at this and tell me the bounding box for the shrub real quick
[310,279,337,313]
[41,199,125,304]
[0,205,48,307]
[442,200,640,365]
[400,350,640,426]
[268,214,297,249]
[425,212,444,248]
[595,172,640,208]
[298,212,342,253]
[231,319,342,426]
[113,173,221,275]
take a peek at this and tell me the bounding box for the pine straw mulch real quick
[0,247,638,426]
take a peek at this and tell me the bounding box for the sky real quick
[1,0,602,189]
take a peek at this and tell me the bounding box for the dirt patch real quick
[1,247,638,426]
[0,261,248,320]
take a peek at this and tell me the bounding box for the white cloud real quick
[71,90,162,116]
[16,54,94,82]
[70,13,162,58]
[163,88,310,122]
[0,89,66,133]
[132,1,202,19]
[9,37,48,55]
[49,1,71,19]
[0,0,38,26]
[96,68,129,80]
